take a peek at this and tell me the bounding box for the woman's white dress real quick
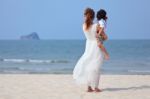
[73,23,104,88]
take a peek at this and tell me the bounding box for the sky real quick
[0,0,150,40]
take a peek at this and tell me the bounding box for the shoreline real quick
[0,73,150,75]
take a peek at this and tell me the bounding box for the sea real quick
[0,40,150,75]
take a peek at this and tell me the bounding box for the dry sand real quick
[0,74,150,99]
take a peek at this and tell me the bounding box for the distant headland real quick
[20,32,40,40]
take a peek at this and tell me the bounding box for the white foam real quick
[2,58,69,64]
[4,59,26,63]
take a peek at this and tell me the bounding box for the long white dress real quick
[73,23,104,88]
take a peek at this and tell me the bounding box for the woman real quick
[73,8,106,92]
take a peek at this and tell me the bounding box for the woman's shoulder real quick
[82,23,97,32]
[82,23,86,28]
[92,23,98,30]
[82,23,87,32]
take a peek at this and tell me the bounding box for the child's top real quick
[97,19,107,44]
[98,19,106,31]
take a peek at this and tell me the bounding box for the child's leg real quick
[98,43,109,60]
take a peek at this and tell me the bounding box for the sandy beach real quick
[0,74,150,99]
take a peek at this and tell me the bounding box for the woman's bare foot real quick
[87,86,94,92]
[94,88,102,92]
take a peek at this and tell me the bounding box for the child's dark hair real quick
[96,9,107,21]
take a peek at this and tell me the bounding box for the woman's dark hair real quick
[96,9,107,21]
[84,8,95,30]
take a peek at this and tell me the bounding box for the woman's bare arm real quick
[96,25,104,35]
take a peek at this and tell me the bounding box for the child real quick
[96,9,109,60]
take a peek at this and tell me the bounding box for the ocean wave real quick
[0,58,69,64]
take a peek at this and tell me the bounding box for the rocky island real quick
[20,32,40,40]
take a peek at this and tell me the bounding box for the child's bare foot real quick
[94,88,102,92]
[87,86,94,92]
[104,54,109,60]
